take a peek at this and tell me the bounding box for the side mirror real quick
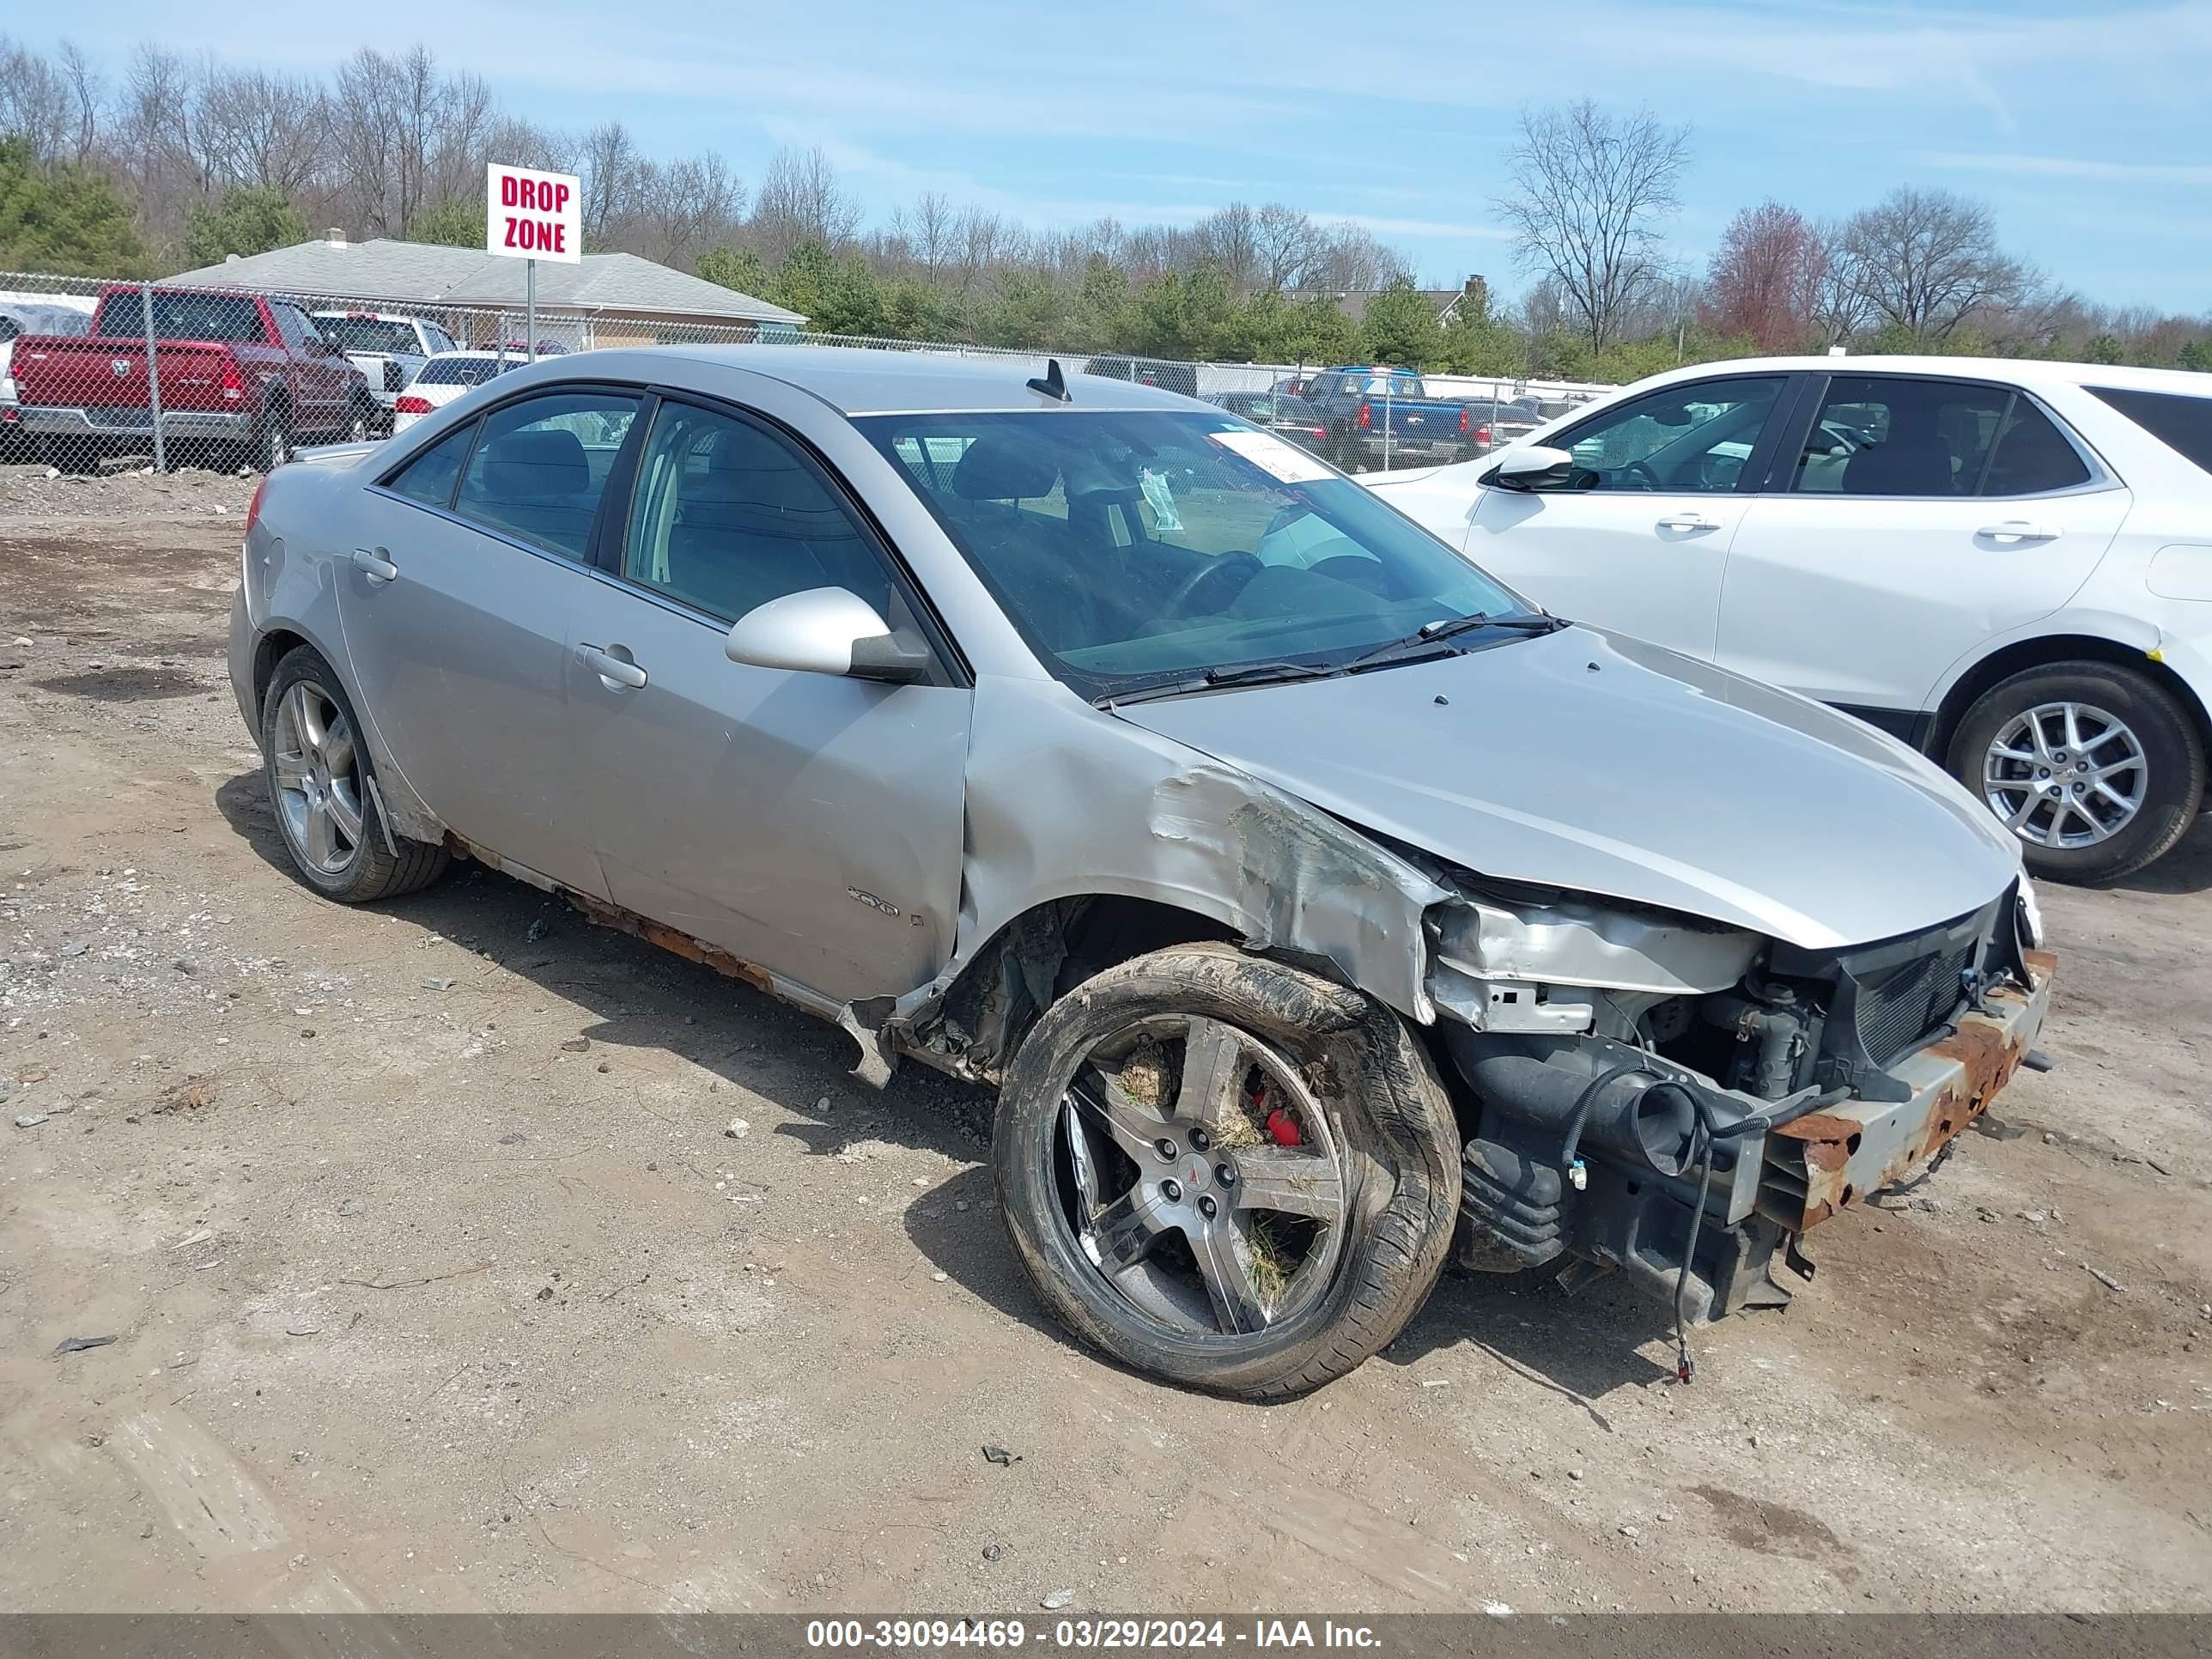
[1486,444,1574,491]
[724,586,932,684]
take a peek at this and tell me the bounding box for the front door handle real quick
[1978,520,2060,544]
[351,547,399,584]
[1656,513,1720,532]
[578,643,647,690]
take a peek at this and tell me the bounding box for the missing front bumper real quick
[1755,948,2055,1231]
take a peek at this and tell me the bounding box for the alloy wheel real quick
[1054,1013,1349,1337]
[1983,700,2147,848]
[271,681,367,875]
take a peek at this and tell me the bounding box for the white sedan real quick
[1370,356,2212,883]
[390,349,527,430]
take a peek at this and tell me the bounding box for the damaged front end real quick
[1427,877,2055,1322]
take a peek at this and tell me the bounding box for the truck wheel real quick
[260,647,447,903]
[994,942,1462,1399]
[1948,660,2206,884]
[260,404,291,471]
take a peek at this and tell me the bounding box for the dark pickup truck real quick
[1302,365,1481,471]
[9,286,376,471]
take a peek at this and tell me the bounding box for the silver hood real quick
[1112,625,2021,951]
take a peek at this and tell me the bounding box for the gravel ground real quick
[2,466,2209,1616]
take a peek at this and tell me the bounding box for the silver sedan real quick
[230,346,2052,1396]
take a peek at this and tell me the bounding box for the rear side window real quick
[1792,376,2090,496]
[2088,386,2212,477]
[453,391,640,558]
[384,422,476,509]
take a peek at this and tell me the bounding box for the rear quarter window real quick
[2089,386,2212,477]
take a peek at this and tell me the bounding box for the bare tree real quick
[1704,198,1819,351]
[1191,203,1260,292]
[199,67,331,199]
[577,120,641,242]
[1252,203,1321,292]
[1495,98,1690,352]
[1308,223,1409,294]
[1840,186,2025,343]
[748,144,859,264]
[895,190,956,279]
[1801,219,1873,348]
[632,151,744,265]
[0,34,101,164]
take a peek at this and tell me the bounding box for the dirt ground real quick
[2,465,2209,1617]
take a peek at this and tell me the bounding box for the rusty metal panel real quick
[1759,954,2055,1231]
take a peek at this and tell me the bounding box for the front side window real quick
[1553,375,1784,492]
[859,409,1528,701]
[453,390,640,558]
[384,421,476,508]
[1792,375,2090,496]
[620,401,890,623]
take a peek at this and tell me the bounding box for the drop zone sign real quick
[486,163,582,264]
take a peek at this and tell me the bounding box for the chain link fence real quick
[0,267,1608,482]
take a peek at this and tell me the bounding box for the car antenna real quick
[1025,357,1072,403]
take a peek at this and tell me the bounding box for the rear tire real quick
[1948,660,2205,884]
[259,647,447,903]
[259,404,291,471]
[994,943,1462,1399]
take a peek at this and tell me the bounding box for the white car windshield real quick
[858,410,1534,700]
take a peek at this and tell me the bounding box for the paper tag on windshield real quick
[1208,428,1333,483]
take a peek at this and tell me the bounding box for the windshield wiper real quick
[1345,611,1565,671]
[1100,659,1338,708]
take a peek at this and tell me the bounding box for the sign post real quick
[484,161,582,359]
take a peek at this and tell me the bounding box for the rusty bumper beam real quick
[1759,949,2056,1231]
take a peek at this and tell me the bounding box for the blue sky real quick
[27,0,2212,310]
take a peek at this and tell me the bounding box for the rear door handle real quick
[351,547,398,583]
[578,643,647,690]
[1978,521,2060,544]
[1656,513,1720,532]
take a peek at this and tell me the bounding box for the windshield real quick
[856,410,1533,701]
[316,316,421,355]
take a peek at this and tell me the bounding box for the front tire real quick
[1948,660,2205,884]
[260,647,447,902]
[995,943,1462,1399]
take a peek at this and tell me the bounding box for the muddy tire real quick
[994,942,1462,1399]
[259,647,447,903]
[1948,661,2205,885]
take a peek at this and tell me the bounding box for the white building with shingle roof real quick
[165,231,805,347]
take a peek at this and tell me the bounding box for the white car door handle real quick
[1978,521,2061,544]
[578,644,647,690]
[1656,513,1720,532]
[350,547,398,583]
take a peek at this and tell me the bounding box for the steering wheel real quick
[1164,551,1262,619]
[1622,459,1662,491]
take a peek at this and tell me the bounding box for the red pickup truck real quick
[8,286,377,471]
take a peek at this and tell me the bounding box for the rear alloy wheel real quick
[1950,661,2206,884]
[995,943,1461,1398]
[260,648,447,903]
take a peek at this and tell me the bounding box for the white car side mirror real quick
[1488,445,1575,491]
[725,586,931,684]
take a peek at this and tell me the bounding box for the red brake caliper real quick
[1250,1073,1303,1148]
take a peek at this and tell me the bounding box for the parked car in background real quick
[1370,356,2212,882]
[9,286,376,471]
[391,349,526,430]
[312,310,458,428]
[1206,390,1329,454]
[229,345,2050,1398]
[0,301,93,459]
[1302,366,1482,471]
